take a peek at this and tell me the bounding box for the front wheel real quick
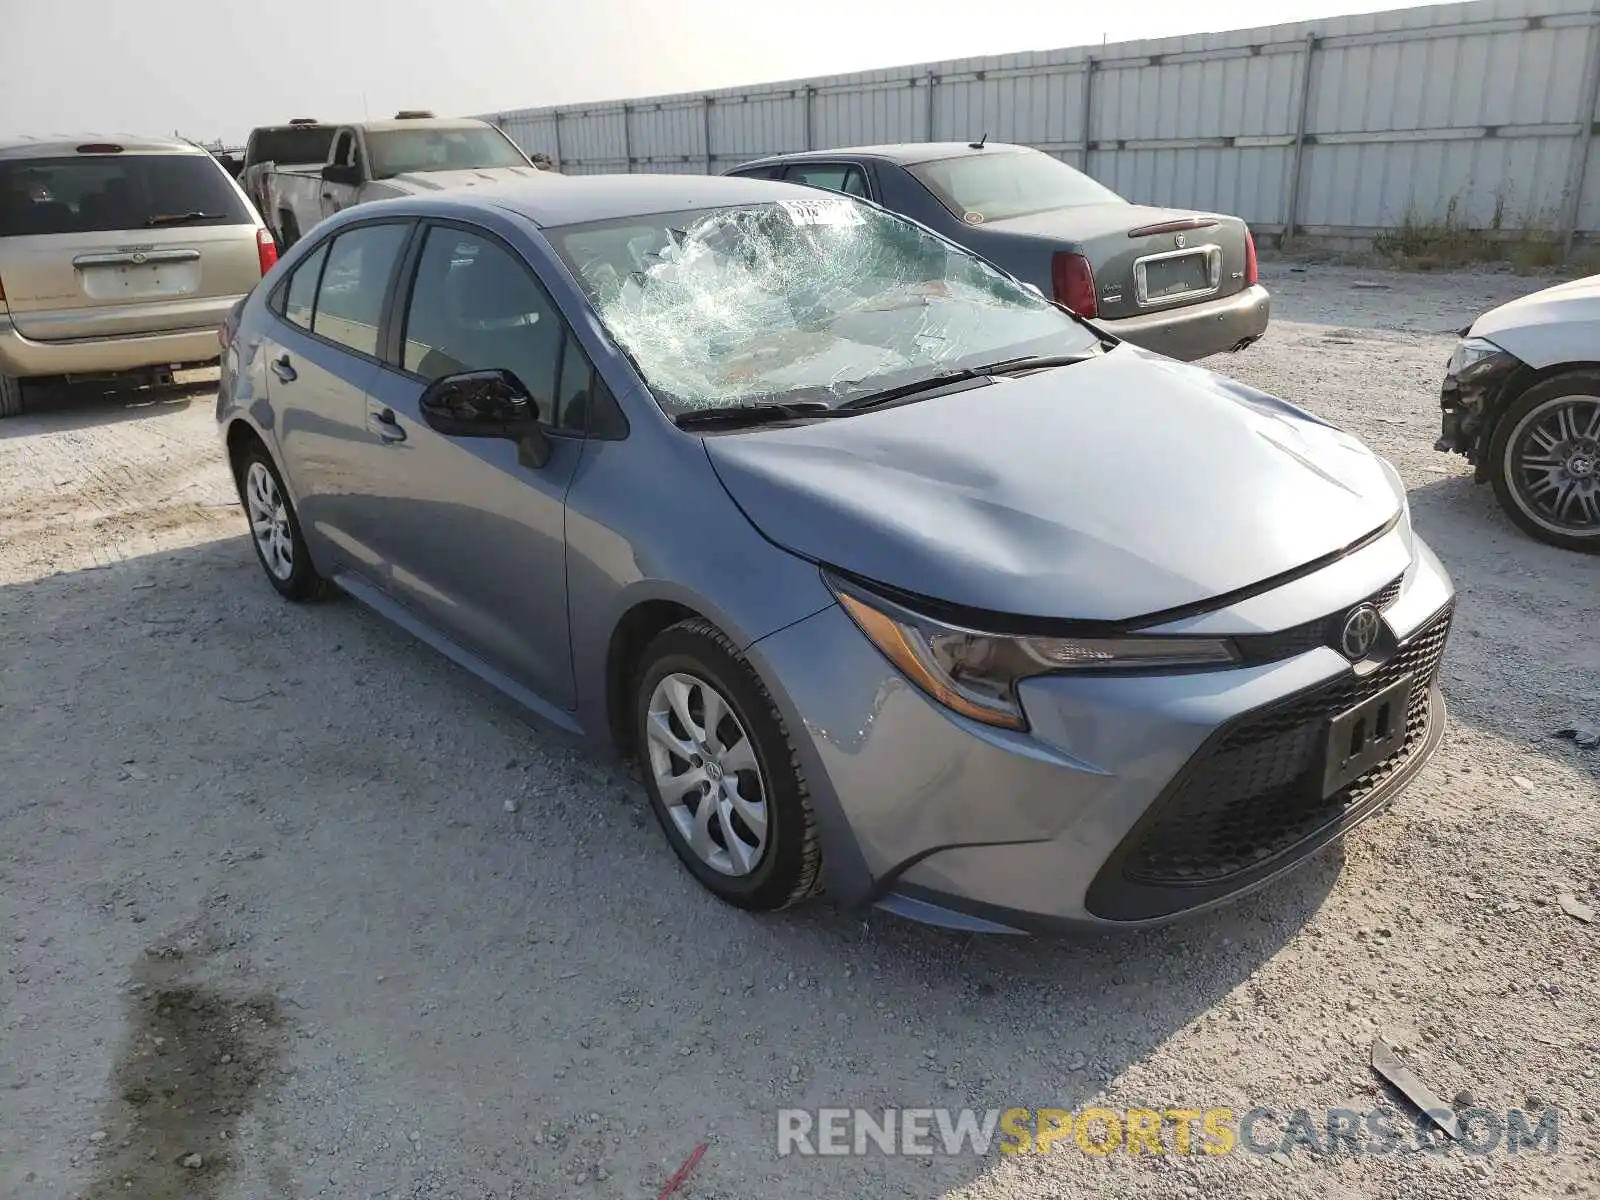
[1489,371,1600,553]
[633,619,822,911]
[235,445,323,599]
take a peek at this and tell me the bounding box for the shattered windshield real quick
[548,196,1098,413]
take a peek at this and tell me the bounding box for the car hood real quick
[978,202,1230,244]
[1470,273,1600,369]
[703,348,1400,622]
[376,166,556,194]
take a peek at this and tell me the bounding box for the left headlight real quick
[825,573,1239,731]
[1447,336,1506,377]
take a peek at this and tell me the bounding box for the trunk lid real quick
[984,203,1251,322]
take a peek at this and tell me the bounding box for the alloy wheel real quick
[1506,394,1600,537]
[244,460,295,581]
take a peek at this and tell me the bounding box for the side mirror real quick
[418,369,551,468]
[321,162,361,186]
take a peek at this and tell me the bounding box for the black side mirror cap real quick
[321,163,360,186]
[419,368,538,434]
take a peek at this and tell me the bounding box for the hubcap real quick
[244,461,295,581]
[645,672,767,877]
[1508,395,1600,536]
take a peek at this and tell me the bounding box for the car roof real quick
[417,172,825,228]
[736,141,1033,169]
[355,118,499,134]
[0,135,208,161]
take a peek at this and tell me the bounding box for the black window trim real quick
[381,216,595,439]
[266,217,417,368]
[271,237,331,332]
[780,159,875,201]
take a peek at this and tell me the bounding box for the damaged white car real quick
[1437,274,1600,553]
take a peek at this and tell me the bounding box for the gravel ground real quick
[1,262,1597,1200]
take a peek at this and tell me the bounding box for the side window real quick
[282,241,329,330]
[554,330,597,432]
[785,164,869,198]
[311,223,408,356]
[330,131,354,168]
[401,226,579,430]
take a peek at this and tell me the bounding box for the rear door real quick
[0,150,262,341]
[259,219,412,573]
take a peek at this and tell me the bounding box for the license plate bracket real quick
[1133,245,1222,306]
[1321,674,1413,797]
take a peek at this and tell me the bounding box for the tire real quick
[278,211,300,250]
[632,618,822,911]
[233,442,324,599]
[1488,370,1600,554]
[0,373,22,418]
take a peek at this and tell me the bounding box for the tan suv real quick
[0,135,277,416]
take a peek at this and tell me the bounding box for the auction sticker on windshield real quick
[778,197,864,226]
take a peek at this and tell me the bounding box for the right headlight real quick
[826,573,1239,731]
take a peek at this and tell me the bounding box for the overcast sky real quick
[4,0,1435,144]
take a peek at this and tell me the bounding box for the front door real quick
[321,131,359,222]
[350,222,587,708]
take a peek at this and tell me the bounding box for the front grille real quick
[1234,574,1405,666]
[1122,602,1452,888]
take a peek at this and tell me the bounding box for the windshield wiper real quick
[835,368,985,412]
[675,400,852,429]
[837,353,1095,412]
[145,211,225,227]
[978,352,1099,376]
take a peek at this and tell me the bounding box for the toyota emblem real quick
[1174,232,1186,249]
[1340,604,1382,661]
[130,252,148,265]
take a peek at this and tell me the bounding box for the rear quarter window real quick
[0,154,254,236]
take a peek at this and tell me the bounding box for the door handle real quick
[321,192,334,200]
[270,355,297,383]
[367,406,407,443]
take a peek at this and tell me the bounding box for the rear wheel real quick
[234,443,323,599]
[632,619,822,911]
[278,211,300,249]
[1489,370,1600,553]
[0,373,22,418]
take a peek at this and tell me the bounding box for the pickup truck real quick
[259,114,553,248]
[239,119,338,232]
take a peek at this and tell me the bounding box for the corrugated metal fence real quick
[483,0,1600,249]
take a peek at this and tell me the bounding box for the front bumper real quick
[1436,345,1523,479]
[0,312,221,380]
[1097,283,1271,362]
[746,529,1453,932]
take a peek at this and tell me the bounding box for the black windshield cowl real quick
[675,401,855,430]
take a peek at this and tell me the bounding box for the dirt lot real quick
[2,262,1597,1200]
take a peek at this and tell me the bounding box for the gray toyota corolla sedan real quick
[218,174,1454,933]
